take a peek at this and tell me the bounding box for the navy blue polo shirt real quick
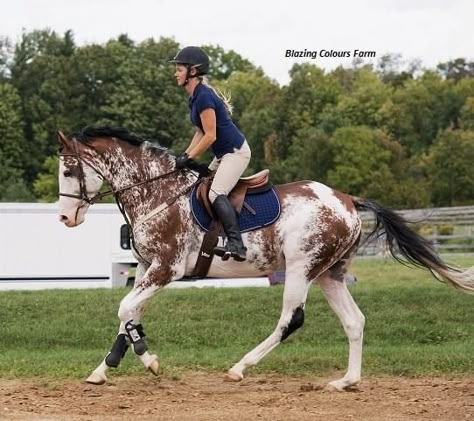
[189,82,245,158]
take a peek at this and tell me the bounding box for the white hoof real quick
[224,369,243,382]
[86,372,107,385]
[325,382,344,392]
[147,355,160,376]
[326,378,359,392]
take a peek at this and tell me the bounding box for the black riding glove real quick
[175,152,192,169]
[187,161,211,178]
[176,153,210,178]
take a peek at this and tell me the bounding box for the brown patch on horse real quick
[138,203,188,288]
[332,190,356,213]
[275,181,319,202]
[248,224,282,272]
[304,205,355,281]
[62,156,84,178]
[328,234,361,282]
[260,225,280,268]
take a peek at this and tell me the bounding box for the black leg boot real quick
[212,195,247,262]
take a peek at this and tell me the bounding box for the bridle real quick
[59,137,182,205]
[59,136,200,264]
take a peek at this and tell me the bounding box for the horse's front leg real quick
[86,262,175,385]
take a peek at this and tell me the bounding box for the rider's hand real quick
[175,152,191,169]
[191,162,211,178]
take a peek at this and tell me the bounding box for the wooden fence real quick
[358,206,474,255]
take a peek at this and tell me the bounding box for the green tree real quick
[437,58,474,81]
[459,97,474,130]
[273,126,332,184]
[275,63,340,163]
[0,36,13,80]
[100,37,191,151]
[33,156,59,202]
[0,82,34,201]
[327,126,394,197]
[9,29,79,185]
[202,44,257,80]
[429,129,474,206]
[215,70,281,172]
[387,71,464,154]
[333,66,393,128]
[376,53,414,87]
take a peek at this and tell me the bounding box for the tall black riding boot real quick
[212,195,247,262]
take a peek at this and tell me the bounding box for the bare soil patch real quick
[0,372,472,420]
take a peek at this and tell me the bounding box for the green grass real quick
[0,256,473,379]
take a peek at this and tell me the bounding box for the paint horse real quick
[57,127,474,390]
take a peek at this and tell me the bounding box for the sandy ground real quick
[0,372,472,421]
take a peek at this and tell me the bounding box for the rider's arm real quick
[188,108,217,159]
[185,128,204,155]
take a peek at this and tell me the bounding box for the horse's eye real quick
[63,170,72,177]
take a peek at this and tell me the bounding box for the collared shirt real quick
[189,82,245,158]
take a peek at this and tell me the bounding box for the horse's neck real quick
[100,145,190,223]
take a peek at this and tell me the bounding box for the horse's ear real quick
[57,131,68,147]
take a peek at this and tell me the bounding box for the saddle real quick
[191,169,273,278]
[196,169,271,217]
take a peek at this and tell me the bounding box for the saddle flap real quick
[196,179,214,217]
[229,183,248,213]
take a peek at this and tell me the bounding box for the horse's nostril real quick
[59,214,69,223]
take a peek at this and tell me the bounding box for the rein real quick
[59,137,200,264]
[59,138,181,205]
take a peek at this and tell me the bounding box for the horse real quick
[57,126,474,391]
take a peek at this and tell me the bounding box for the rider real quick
[171,46,251,262]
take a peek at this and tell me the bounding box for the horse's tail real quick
[353,198,474,294]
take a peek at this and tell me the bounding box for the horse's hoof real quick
[86,372,107,385]
[324,383,344,392]
[224,370,243,382]
[147,356,160,376]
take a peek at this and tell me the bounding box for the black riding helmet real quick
[170,46,210,84]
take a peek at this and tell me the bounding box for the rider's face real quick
[175,64,187,86]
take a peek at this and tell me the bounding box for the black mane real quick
[75,126,149,147]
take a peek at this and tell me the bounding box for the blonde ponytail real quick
[201,77,233,115]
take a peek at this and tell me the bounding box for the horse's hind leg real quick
[226,263,312,381]
[318,264,365,391]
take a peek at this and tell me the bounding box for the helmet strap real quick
[184,64,200,86]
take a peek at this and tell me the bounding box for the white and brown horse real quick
[57,126,474,390]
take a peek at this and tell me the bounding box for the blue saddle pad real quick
[190,185,281,233]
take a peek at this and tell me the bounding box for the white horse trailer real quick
[0,203,270,290]
[0,203,136,290]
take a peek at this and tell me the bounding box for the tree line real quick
[1,30,473,208]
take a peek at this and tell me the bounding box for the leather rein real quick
[59,137,199,264]
[59,137,182,205]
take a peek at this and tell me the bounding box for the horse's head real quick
[57,131,104,227]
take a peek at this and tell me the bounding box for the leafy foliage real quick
[0,30,473,208]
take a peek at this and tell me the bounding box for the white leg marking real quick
[318,275,365,391]
[86,360,109,385]
[228,263,311,380]
[87,263,150,384]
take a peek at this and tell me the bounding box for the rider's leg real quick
[209,141,251,261]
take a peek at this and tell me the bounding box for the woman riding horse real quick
[171,46,251,262]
